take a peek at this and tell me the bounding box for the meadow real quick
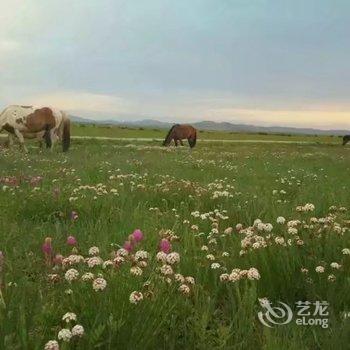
[71,123,343,144]
[0,135,349,349]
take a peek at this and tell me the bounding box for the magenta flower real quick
[42,237,53,255]
[123,241,134,252]
[132,229,144,242]
[159,239,171,254]
[66,235,77,246]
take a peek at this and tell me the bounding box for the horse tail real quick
[163,124,179,146]
[189,128,197,148]
[62,115,71,152]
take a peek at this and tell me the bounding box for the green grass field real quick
[71,123,343,143]
[0,138,349,349]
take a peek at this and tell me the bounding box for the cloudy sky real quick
[1,1,349,128]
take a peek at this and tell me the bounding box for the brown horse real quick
[342,135,350,146]
[0,105,70,152]
[163,124,197,148]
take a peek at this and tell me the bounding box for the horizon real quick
[1,1,349,129]
[72,114,350,132]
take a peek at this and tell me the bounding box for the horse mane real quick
[163,124,180,145]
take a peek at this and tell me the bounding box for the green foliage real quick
[0,141,349,349]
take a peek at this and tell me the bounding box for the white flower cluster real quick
[129,291,143,304]
[296,203,315,212]
[220,267,261,283]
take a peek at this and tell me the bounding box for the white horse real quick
[0,105,70,152]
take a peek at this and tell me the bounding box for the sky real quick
[0,0,349,129]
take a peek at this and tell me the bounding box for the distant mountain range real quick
[70,116,349,136]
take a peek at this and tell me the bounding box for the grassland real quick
[71,123,343,144]
[0,138,349,349]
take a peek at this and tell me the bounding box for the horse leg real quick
[174,139,179,147]
[180,139,184,146]
[7,134,14,148]
[14,129,28,153]
[48,129,57,151]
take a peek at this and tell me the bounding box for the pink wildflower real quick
[132,229,144,242]
[42,237,53,255]
[66,236,77,246]
[159,239,171,254]
[123,241,134,252]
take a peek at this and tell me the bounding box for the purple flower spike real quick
[159,239,171,254]
[132,229,144,242]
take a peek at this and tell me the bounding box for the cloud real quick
[22,91,130,119]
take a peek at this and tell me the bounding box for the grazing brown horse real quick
[342,135,350,146]
[163,124,197,148]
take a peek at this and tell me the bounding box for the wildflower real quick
[129,291,143,304]
[63,254,84,266]
[65,269,79,282]
[88,246,99,256]
[288,227,298,235]
[130,266,143,276]
[70,211,78,221]
[86,256,103,268]
[174,273,185,283]
[247,267,260,280]
[58,328,72,342]
[330,262,341,269]
[160,264,173,275]
[53,254,63,265]
[178,284,190,295]
[328,274,336,282]
[211,263,221,269]
[222,252,229,257]
[276,216,286,224]
[81,272,94,281]
[116,248,128,257]
[342,248,350,255]
[201,245,209,251]
[102,260,113,269]
[229,271,240,282]
[206,254,215,261]
[42,238,53,254]
[301,268,309,274]
[156,251,167,263]
[132,229,144,242]
[123,240,134,252]
[166,252,180,265]
[219,273,230,282]
[159,239,171,254]
[66,236,77,246]
[135,250,149,261]
[71,324,85,337]
[64,289,73,295]
[185,276,195,285]
[44,340,59,350]
[62,312,77,323]
[224,227,233,234]
[236,223,243,231]
[92,277,107,291]
[315,266,325,273]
